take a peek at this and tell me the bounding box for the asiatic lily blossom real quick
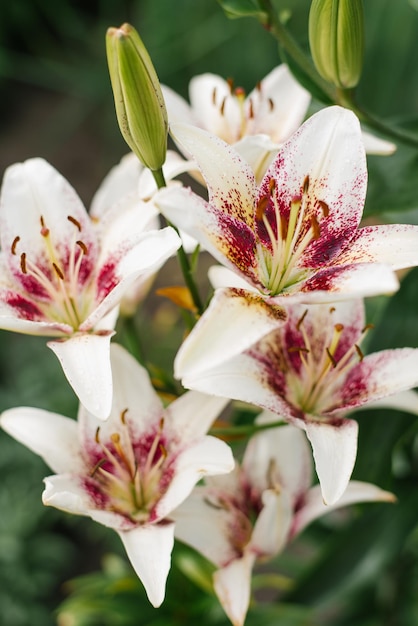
[162,65,311,181]
[0,157,181,419]
[173,414,395,626]
[156,106,418,313]
[174,299,418,505]
[0,343,234,608]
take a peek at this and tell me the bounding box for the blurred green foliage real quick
[0,1,418,625]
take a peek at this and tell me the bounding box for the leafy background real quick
[0,0,418,624]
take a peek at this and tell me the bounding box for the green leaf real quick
[366,266,418,351]
[217,0,267,20]
[364,140,418,218]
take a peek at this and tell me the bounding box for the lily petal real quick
[169,122,256,223]
[334,224,418,271]
[361,130,396,155]
[358,389,418,416]
[166,390,230,441]
[77,342,164,444]
[90,152,144,219]
[157,435,235,518]
[243,417,312,500]
[189,74,241,142]
[84,226,181,329]
[213,552,256,626]
[245,65,311,141]
[251,489,293,557]
[155,186,259,285]
[118,522,175,607]
[174,287,286,382]
[292,480,396,537]
[296,262,399,303]
[43,473,96,516]
[339,348,418,411]
[48,332,114,420]
[0,407,82,474]
[173,487,238,567]
[304,418,359,505]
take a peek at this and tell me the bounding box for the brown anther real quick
[159,443,168,459]
[212,87,217,105]
[296,309,308,330]
[159,417,165,430]
[361,323,375,333]
[355,344,364,361]
[303,175,310,193]
[288,346,309,354]
[268,97,274,111]
[318,200,329,217]
[76,240,88,255]
[40,216,49,237]
[311,215,321,239]
[120,408,128,424]
[11,236,20,255]
[111,433,121,444]
[90,458,106,477]
[326,348,337,368]
[248,99,254,119]
[329,306,336,313]
[20,252,27,274]
[67,215,82,231]
[95,427,101,443]
[227,77,234,93]
[256,195,269,220]
[256,80,261,92]
[269,178,276,195]
[52,262,64,280]
[280,214,288,240]
[334,323,344,332]
[220,97,227,116]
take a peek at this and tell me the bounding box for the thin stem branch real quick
[151,167,204,316]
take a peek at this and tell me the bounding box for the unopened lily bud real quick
[308,0,364,89]
[106,23,168,170]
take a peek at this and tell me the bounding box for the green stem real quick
[210,418,287,438]
[338,89,418,149]
[260,0,336,101]
[118,315,145,364]
[151,167,204,316]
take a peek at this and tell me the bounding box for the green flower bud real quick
[309,0,364,89]
[106,23,168,171]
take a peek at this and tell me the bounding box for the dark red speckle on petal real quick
[5,292,45,321]
[96,259,119,300]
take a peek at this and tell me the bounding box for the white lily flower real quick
[0,158,181,418]
[162,65,311,182]
[174,414,394,626]
[0,343,234,607]
[174,299,418,505]
[156,106,417,312]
